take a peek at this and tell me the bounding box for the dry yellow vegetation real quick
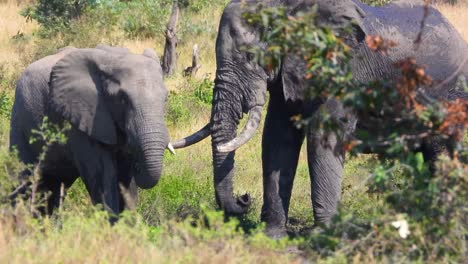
[0,0,37,65]
[436,3,468,41]
[0,1,36,95]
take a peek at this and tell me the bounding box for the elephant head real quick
[50,47,170,189]
[171,0,368,215]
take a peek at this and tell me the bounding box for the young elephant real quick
[10,45,173,216]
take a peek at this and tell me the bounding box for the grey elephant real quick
[10,45,174,216]
[172,0,468,238]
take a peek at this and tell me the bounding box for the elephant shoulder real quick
[95,44,130,55]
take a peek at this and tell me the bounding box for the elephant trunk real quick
[210,83,253,216]
[133,112,169,189]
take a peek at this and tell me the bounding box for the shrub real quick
[165,77,213,125]
[138,166,215,225]
[0,92,13,120]
[166,91,193,125]
[245,5,467,262]
[121,0,172,39]
[21,0,97,34]
[192,77,214,105]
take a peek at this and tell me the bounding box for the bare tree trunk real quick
[183,44,202,77]
[162,1,180,76]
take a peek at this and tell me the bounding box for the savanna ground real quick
[0,0,467,263]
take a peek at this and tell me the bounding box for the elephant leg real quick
[421,137,447,173]
[261,99,305,238]
[119,177,138,212]
[38,172,77,215]
[69,131,120,219]
[116,151,138,212]
[307,129,345,225]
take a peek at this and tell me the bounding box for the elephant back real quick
[362,3,468,88]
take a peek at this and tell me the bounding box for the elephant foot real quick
[264,225,288,240]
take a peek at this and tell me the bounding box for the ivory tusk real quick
[170,123,211,149]
[167,143,176,155]
[217,105,263,153]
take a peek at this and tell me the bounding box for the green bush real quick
[165,77,213,125]
[192,77,214,105]
[121,0,172,39]
[21,0,97,34]
[166,91,193,125]
[138,168,215,225]
[0,92,13,120]
[245,5,467,262]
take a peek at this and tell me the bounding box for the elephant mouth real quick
[170,106,263,151]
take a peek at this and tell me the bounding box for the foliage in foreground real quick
[0,205,302,263]
[244,4,467,261]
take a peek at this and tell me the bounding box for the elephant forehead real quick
[118,54,160,69]
[113,57,161,79]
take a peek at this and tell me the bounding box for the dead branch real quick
[183,44,202,77]
[162,0,180,76]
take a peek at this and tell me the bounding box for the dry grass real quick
[436,2,468,41]
[0,210,301,264]
[0,0,37,66]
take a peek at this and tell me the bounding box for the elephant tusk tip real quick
[167,143,176,155]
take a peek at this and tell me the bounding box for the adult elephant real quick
[172,0,468,237]
[10,45,174,216]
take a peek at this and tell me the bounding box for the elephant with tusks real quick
[172,0,468,238]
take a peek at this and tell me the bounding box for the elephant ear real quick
[281,53,308,102]
[49,49,117,145]
[341,0,368,43]
[142,48,160,63]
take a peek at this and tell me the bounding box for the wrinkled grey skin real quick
[10,45,170,216]
[176,0,468,238]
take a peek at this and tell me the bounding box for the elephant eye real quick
[118,93,128,105]
[246,52,255,62]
